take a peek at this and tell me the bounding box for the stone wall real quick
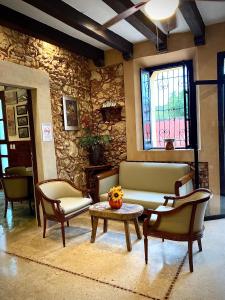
[0,25,91,186]
[0,25,127,188]
[0,25,209,190]
[90,64,127,166]
[190,162,209,189]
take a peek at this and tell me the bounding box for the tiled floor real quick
[0,192,225,300]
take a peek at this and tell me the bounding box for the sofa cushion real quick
[100,189,174,210]
[57,197,92,214]
[119,161,190,194]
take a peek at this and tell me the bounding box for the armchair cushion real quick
[57,197,92,215]
[100,189,174,210]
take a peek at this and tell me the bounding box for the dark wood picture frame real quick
[18,126,29,138]
[16,105,27,115]
[17,116,28,126]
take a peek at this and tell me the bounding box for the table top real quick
[89,201,144,220]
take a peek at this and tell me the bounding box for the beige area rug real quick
[0,212,188,300]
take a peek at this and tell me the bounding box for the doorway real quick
[218,51,225,216]
[0,86,38,221]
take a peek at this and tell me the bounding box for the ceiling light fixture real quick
[144,0,179,21]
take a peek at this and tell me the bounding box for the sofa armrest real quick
[175,171,194,196]
[96,168,119,200]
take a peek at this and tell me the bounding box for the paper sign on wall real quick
[41,123,53,142]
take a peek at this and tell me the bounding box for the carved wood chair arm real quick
[175,171,194,195]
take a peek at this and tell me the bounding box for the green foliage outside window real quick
[155,91,185,120]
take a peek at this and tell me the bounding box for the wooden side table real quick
[89,202,144,251]
[84,164,112,203]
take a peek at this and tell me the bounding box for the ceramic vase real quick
[109,198,123,209]
[164,138,175,150]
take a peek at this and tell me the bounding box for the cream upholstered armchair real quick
[143,189,212,272]
[36,179,92,247]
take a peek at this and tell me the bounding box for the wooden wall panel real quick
[8,141,32,167]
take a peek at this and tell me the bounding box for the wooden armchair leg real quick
[43,217,47,238]
[188,240,193,272]
[28,199,33,215]
[144,236,148,264]
[61,222,66,247]
[4,200,8,218]
[197,238,202,252]
[67,220,69,227]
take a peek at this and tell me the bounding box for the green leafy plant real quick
[80,134,110,149]
[79,115,110,150]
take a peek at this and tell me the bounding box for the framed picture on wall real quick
[63,95,79,130]
[5,90,17,105]
[6,106,16,136]
[16,105,27,115]
[17,89,28,102]
[17,116,28,126]
[18,127,29,138]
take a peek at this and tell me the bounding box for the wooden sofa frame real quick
[94,165,194,203]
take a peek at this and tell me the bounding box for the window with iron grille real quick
[141,61,196,150]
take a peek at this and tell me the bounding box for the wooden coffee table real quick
[89,202,144,251]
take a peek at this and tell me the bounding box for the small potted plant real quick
[79,114,110,165]
[108,185,124,209]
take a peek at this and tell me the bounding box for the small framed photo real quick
[18,127,29,138]
[16,105,27,115]
[6,106,16,136]
[17,89,28,102]
[5,90,17,105]
[17,116,28,126]
[63,95,79,130]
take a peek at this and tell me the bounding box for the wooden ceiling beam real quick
[103,0,167,51]
[23,0,133,59]
[0,4,105,66]
[179,0,205,46]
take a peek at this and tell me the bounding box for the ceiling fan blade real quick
[159,14,178,34]
[103,1,149,28]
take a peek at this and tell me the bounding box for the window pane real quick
[0,120,5,140]
[1,157,9,173]
[141,70,151,150]
[0,144,8,155]
[143,65,189,149]
[0,99,3,119]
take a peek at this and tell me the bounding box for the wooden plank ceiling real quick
[0,0,210,65]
